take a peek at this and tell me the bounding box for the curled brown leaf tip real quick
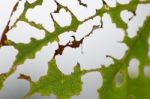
[18,74,31,82]
[0,24,9,46]
[54,44,67,57]
[102,0,107,5]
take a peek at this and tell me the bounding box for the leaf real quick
[26,59,82,99]
[0,0,150,98]
[96,0,139,30]
[98,16,150,99]
[12,0,140,66]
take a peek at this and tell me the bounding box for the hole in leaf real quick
[7,21,45,44]
[26,0,57,32]
[115,72,123,87]
[144,66,150,77]
[127,4,150,38]
[52,8,72,27]
[120,10,134,23]
[128,58,139,79]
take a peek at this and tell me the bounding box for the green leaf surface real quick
[26,59,82,99]
[99,16,150,99]
[0,0,150,99]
